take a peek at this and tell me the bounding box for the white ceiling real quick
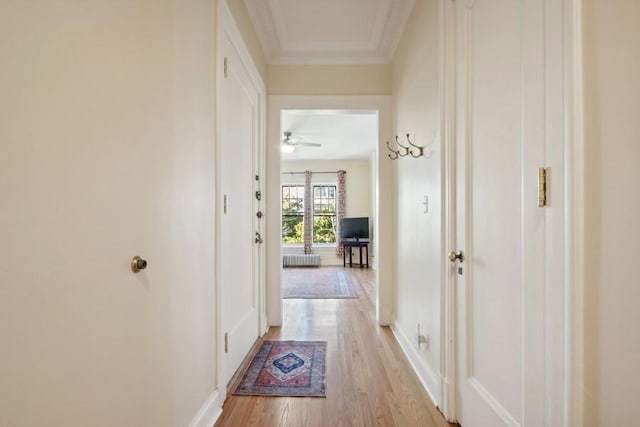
[244,0,415,64]
[281,110,378,161]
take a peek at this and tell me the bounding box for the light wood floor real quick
[215,267,457,427]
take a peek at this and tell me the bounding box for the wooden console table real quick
[342,240,369,268]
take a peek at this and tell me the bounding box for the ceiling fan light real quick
[281,144,295,153]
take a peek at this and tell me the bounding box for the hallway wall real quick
[583,0,640,424]
[390,0,443,402]
[0,1,218,426]
[268,64,392,95]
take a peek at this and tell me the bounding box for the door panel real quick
[468,1,523,416]
[220,32,260,386]
[454,0,551,425]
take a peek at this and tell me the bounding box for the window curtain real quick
[303,170,313,254]
[335,170,346,257]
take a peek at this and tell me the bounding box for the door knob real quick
[131,256,148,273]
[255,232,263,244]
[448,250,464,263]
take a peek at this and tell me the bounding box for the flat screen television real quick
[340,217,369,240]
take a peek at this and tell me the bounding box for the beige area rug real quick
[282,268,359,299]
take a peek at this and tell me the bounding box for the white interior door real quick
[220,31,261,387]
[452,0,563,425]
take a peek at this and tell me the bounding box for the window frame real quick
[281,184,305,245]
[311,184,337,245]
[280,180,338,247]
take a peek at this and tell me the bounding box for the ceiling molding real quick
[244,0,415,65]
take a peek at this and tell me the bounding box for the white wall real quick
[268,65,392,95]
[281,159,373,266]
[390,0,443,402]
[369,150,379,270]
[583,0,640,424]
[0,1,219,426]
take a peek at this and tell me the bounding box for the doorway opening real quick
[280,109,376,269]
[278,109,376,320]
[264,96,393,328]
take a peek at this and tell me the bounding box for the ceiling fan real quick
[281,131,322,152]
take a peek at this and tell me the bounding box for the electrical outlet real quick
[422,195,429,213]
[419,334,429,349]
[417,323,429,350]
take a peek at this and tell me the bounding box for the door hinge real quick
[223,57,228,78]
[538,167,547,207]
[224,333,228,353]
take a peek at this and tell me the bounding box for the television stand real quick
[342,240,369,268]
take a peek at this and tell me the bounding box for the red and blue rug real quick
[233,340,327,397]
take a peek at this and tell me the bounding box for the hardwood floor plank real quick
[215,267,457,427]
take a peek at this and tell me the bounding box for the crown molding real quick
[244,0,415,65]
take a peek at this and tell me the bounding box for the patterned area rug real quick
[233,341,327,397]
[282,268,359,299]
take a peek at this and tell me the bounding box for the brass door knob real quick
[448,251,464,263]
[131,256,148,273]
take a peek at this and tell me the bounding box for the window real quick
[313,185,336,243]
[282,185,304,243]
[281,184,337,244]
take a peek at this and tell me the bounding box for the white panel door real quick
[220,32,261,386]
[453,0,562,425]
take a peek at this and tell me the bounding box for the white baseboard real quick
[188,390,222,427]
[390,321,441,407]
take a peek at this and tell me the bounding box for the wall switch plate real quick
[422,195,429,213]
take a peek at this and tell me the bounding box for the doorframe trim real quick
[564,0,585,425]
[214,0,267,404]
[439,0,457,422]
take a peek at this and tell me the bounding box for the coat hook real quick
[386,140,400,160]
[386,133,426,160]
[406,134,425,158]
[395,135,410,157]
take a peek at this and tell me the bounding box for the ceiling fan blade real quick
[282,132,321,148]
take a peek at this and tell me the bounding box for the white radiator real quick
[283,254,322,267]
